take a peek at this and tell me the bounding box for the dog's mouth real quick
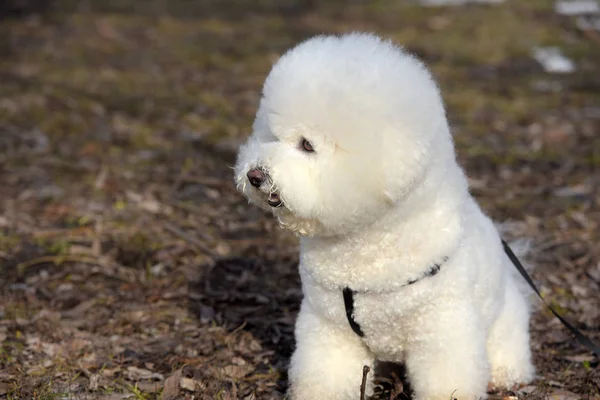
[267,193,283,208]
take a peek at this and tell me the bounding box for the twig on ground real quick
[360,365,370,400]
[162,221,216,257]
[17,255,104,274]
[31,227,94,238]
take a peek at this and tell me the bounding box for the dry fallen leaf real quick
[0,382,11,396]
[101,367,121,378]
[221,364,254,379]
[97,394,136,400]
[518,385,538,396]
[88,374,100,391]
[161,369,183,400]
[126,366,164,382]
[547,390,583,400]
[562,353,596,363]
[180,376,207,392]
[137,380,162,393]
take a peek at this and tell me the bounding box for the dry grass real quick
[0,0,599,399]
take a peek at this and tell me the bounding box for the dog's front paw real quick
[288,305,375,400]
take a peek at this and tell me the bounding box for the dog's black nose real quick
[247,169,265,188]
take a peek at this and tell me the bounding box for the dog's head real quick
[234,33,453,236]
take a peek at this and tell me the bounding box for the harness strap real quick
[343,260,445,338]
[343,287,364,337]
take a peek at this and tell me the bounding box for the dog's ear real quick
[379,121,459,206]
[378,127,431,205]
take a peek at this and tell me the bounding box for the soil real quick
[0,1,599,399]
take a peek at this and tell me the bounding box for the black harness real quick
[341,242,600,358]
[343,259,447,338]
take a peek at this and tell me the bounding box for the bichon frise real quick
[234,33,534,400]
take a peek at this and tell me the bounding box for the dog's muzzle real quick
[246,168,282,208]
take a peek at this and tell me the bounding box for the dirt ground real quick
[0,0,599,399]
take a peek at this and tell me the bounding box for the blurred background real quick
[0,0,599,399]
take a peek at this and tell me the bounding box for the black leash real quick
[501,240,600,357]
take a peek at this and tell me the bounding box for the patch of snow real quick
[420,0,504,6]
[532,47,576,73]
[555,0,600,16]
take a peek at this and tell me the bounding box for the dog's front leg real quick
[288,301,375,400]
[405,301,490,400]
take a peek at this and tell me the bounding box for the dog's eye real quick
[300,138,315,153]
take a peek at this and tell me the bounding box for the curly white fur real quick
[234,33,534,400]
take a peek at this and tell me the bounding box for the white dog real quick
[234,33,534,400]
